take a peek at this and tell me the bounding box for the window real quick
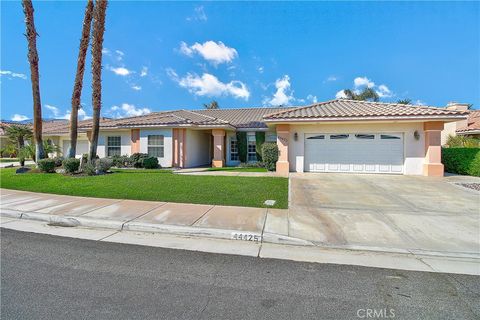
[230,139,239,161]
[266,132,277,142]
[148,135,164,157]
[381,134,401,140]
[247,134,256,162]
[330,134,349,139]
[355,134,374,140]
[307,135,325,140]
[107,136,121,156]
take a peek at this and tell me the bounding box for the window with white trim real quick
[107,136,121,156]
[147,135,164,157]
[247,134,257,162]
[230,138,239,161]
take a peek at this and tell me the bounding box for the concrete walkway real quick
[0,160,35,168]
[1,187,480,275]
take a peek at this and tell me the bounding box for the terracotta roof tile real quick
[263,99,468,121]
[456,110,480,133]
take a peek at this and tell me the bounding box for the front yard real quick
[0,168,288,208]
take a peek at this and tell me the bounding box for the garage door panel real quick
[304,133,404,174]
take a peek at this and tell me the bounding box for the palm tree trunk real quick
[22,0,45,161]
[68,0,94,158]
[88,0,108,163]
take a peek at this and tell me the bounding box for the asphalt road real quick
[1,229,479,320]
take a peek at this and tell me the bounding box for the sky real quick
[1,1,479,121]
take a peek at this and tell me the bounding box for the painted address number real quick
[231,233,262,242]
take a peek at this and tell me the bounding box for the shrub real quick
[37,158,56,173]
[95,158,113,173]
[143,157,159,169]
[111,155,131,168]
[83,162,96,176]
[262,143,279,171]
[53,156,64,167]
[130,153,149,168]
[239,161,265,168]
[62,158,80,174]
[255,132,265,161]
[236,132,247,163]
[446,135,480,148]
[442,147,480,176]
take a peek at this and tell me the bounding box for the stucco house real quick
[37,99,467,177]
[440,102,477,145]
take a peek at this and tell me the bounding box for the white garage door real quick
[304,133,404,174]
[62,140,89,157]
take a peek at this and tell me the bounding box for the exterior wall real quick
[441,119,467,145]
[286,122,425,175]
[56,134,90,158]
[185,129,211,167]
[97,130,132,158]
[139,128,173,167]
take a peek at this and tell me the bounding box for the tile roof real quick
[42,118,111,135]
[194,107,295,128]
[263,99,468,121]
[456,110,480,133]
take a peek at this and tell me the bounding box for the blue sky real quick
[1,1,479,121]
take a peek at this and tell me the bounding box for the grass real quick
[0,168,288,208]
[207,167,268,172]
[0,158,20,163]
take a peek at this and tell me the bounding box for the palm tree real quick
[68,0,94,158]
[88,0,108,163]
[397,99,412,105]
[341,87,379,102]
[203,100,219,109]
[22,0,45,161]
[5,125,33,151]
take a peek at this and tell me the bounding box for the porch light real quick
[294,132,298,141]
[414,130,420,140]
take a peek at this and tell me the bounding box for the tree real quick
[5,125,33,151]
[203,100,219,109]
[341,87,379,102]
[397,99,412,105]
[88,0,108,163]
[68,0,94,158]
[22,0,45,161]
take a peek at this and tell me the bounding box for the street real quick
[1,228,479,320]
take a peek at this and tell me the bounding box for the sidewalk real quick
[1,188,479,275]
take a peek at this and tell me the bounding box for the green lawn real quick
[0,168,288,208]
[207,167,268,172]
[0,158,19,163]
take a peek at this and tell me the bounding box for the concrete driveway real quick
[289,173,480,256]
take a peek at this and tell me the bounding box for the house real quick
[9,99,467,177]
[453,110,480,138]
[440,102,474,145]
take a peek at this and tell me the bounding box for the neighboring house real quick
[455,110,480,138]
[440,102,471,145]
[5,99,467,177]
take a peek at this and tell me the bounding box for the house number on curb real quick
[231,233,262,242]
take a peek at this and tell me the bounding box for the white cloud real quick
[264,75,295,106]
[414,99,426,106]
[140,66,148,77]
[376,84,393,98]
[307,94,318,103]
[179,41,238,65]
[109,66,131,76]
[11,114,29,121]
[258,66,264,74]
[325,76,337,82]
[61,107,92,121]
[45,104,61,117]
[168,69,249,100]
[354,76,375,88]
[131,85,142,91]
[0,70,27,80]
[115,50,124,61]
[186,5,207,22]
[335,90,348,99]
[109,103,151,118]
[102,48,110,55]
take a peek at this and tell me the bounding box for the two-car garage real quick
[304,132,404,174]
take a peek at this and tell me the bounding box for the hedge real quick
[442,147,480,176]
[236,132,247,163]
[255,132,265,161]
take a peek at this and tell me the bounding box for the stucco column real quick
[212,129,225,168]
[130,129,140,154]
[423,121,444,177]
[172,128,186,168]
[276,124,290,176]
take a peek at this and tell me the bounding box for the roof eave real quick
[263,115,468,123]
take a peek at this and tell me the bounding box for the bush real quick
[446,135,480,148]
[239,161,265,168]
[95,158,113,173]
[62,158,80,174]
[130,153,149,168]
[53,156,64,167]
[236,132,247,163]
[83,162,96,176]
[442,147,480,176]
[262,143,279,171]
[37,158,56,173]
[111,155,132,168]
[142,157,159,169]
